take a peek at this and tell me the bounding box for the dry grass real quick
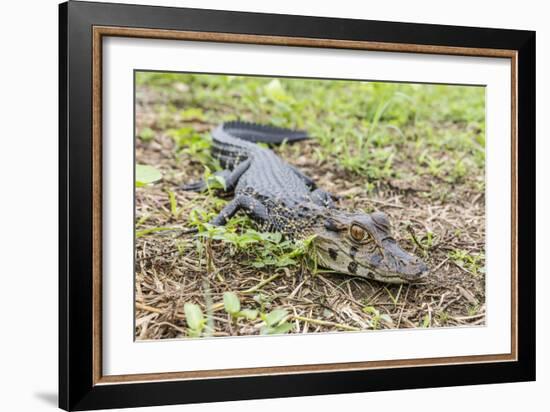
[134,82,486,340]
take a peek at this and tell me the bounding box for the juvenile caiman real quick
[182,121,429,284]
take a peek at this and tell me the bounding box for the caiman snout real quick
[411,259,430,279]
[378,239,429,282]
[393,255,429,282]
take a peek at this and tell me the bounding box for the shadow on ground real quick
[34,392,58,407]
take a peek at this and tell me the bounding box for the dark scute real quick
[347,261,358,274]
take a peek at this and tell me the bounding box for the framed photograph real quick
[59,1,535,410]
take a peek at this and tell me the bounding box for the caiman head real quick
[312,210,429,284]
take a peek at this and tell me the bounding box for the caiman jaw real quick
[312,211,429,284]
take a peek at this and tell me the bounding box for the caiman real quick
[182,121,429,284]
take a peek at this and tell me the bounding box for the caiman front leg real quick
[181,159,251,192]
[289,165,338,207]
[210,194,269,226]
[170,192,266,238]
[289,165,317,189]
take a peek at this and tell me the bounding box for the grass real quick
[136,73,485,186]
[134,71,486,339]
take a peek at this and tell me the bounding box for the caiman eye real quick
[350,224,367,242]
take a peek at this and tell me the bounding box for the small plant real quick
[188,207,219,233]
[259,309,294,335]
[362,306,392,329]
[424,155,444,177]
[252,235,316,269]
[422,230,435,249]
[221,292,292,335]
[167,190,185,219]
[138,127,155,142]
[191,217,314,270]
[467,305,479,317]
[167,127,213,165]
[223,292,258,321]
[449,157,467,182]
[406,224,434,257]
[202,166,227,192]
[384,285,402,307]
[223,291,240,315]
[421,313,431,328]
[180,107,205,121]
[184,303,207,338]
[364,181,375,193]
[252,293,272,312]
[264,79,292,103]
[448,249,485,276]
[436,311,449,325]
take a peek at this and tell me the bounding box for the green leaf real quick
[275,255,297,267]
[135,227,173,238]
[136,214,150,227]
[168,191,178,216]
[260,322,294,335]
[223,292,241,315]
[206,174,227,191]
[362,306,379,316]
[270,322,295,335]
[422,314,431,328]
[184,303,205,331]
[139,127,155,142]
[238,309,258,320]
[264,79,288,102]
[136,164,162,187]
[168,127,211,155]
[264,309,288,327]
[180,107,205,121]
[267,232,282,244]
[187,329,202,338]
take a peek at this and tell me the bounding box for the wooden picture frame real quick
[59,1,535,410]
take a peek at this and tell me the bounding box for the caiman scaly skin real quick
[182,121,429,284]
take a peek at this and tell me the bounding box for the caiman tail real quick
[211,121,308,169]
